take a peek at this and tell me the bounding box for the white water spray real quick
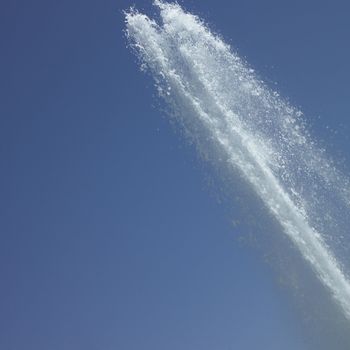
[125,1,350,321]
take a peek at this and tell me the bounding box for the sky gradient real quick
[1,1,350,349]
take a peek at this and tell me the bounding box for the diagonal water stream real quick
[125,1,350,321]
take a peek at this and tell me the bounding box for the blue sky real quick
[1,1,350,349]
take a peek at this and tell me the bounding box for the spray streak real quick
[125,1,350,320]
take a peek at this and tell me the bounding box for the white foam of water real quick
[125,1,350,320]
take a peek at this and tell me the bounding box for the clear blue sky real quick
[1,1,350,349]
